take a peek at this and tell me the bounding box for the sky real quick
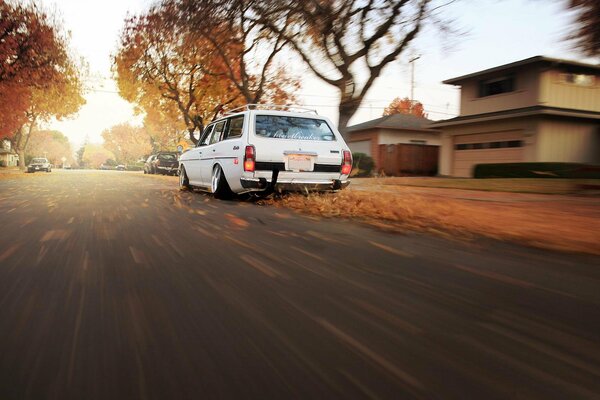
[42,0,592,149]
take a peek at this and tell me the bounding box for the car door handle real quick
[212,149,216,152]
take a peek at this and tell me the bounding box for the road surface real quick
[0,170,599,399]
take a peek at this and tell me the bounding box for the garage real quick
[452,131,525,177]
[348,139,372,156]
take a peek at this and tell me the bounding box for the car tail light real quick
[244,145,255,172]
[341,150,352,175]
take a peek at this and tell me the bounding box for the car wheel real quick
[144,169,147,174]
[179,166,191,191]
[211,165,232,199]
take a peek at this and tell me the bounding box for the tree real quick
[114,1,301,144]
[175,0,300,105]
[81,144,115,169]
[567,0,600,57]
[13,58,85,168]
[26,130,73,166]
[114,2,246,144]
[383,97,428,118]
[254,0,451,137]
[101,123,152,165]
[0,1,78,138]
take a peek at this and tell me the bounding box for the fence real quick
[378,144,439,176]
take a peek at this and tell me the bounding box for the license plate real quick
[287,155,313,172]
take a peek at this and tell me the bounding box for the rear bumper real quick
[156,166,178,174]
[241,177,350,192]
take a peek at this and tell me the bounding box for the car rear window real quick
[158,153,177,160]
[32,158,47,163]
[255,115,336,141]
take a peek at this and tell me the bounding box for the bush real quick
[0,160,5,167]
[352,152,375,177]
[126,164,143,171]
[474,163,600,179]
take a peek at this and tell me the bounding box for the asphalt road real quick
[0,170,599,400]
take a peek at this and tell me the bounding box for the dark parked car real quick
[27,158,51,173]
[148,152,179,175]
[144,155,157,174]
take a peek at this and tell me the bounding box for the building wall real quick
[438,118,538,176]
[349,128,441,169]
[536,119,600,163]
[539,69,600,112]
[459,67,540,116]
[377,129,441,146]
[347,131,380,167]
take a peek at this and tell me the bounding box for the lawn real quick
[271,180,600,256]
[350,177,600,195]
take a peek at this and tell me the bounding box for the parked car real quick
[144,155,157,174]
[116,165,126,171]
[27,158,51,173]
[150,152,179,175]
[99,164,113,170]
[178,105,352,198]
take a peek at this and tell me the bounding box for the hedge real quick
[473,163,600,179]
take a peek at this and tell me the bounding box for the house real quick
[346,114,441,175]
[0,140,18,167]
[431,56,600,177]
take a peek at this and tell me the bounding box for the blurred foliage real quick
[567,0,600,57]
[383,97,428,118]
[0,0,84,169]
[352,152,375,177]
[102,123,153,165]
[81,144,115,169]
[114,0,299,145]
[26,130,72,166]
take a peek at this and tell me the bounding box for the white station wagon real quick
[178,105,352,198]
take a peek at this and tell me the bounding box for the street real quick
[0,170,599,399]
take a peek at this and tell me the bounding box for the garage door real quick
[348,140,371,156]
[453,131,524,177]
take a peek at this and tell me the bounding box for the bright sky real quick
[42,0,591,149]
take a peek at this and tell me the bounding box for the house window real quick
[560,73,596,87]
[455,140,523,150]
[478,75,515,97]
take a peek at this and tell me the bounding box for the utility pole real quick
[409,55,421,103]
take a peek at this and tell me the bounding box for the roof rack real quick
[222,104,318,116]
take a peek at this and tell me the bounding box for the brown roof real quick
[443,56,600,85]
[429,106,600,127]
[346,113,438,133]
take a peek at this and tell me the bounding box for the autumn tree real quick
[102,123,152,165]
[0,2,83,141]
[26,130,72,166]
[0,1,85,167]
[114,2,245,144]
[383,97,428,118]
[566,0,600,56]
[254,0,452,137]
[175,0,300,105]
[81,144,115,169]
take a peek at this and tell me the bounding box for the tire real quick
[211,165,232,199]
[144,169,147,174]
[179,166,191,191]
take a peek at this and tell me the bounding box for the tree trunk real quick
[17,149,26,170]
[337,98,361,142]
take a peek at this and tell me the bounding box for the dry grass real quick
[271,190,600,256]
[352,177,600,195]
